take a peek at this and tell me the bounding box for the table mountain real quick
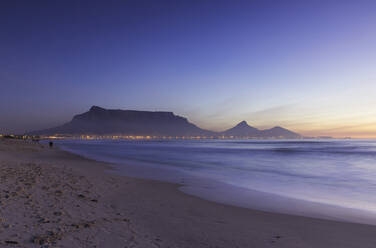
[30,106,301,139]
[30,106,214,136]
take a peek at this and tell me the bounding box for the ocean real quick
[55,139,376,224]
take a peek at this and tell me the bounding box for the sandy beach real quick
[1,139,376,247]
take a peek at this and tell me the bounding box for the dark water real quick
[55,139,376,216]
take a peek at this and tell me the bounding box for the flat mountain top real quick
[30,106,301,138]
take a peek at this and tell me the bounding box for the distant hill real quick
[30,106,301,139]
[221,121,260,137]
[221,121,301,139]
[260,126,301,139]
[30,106,214,136]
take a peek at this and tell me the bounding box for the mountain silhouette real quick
[221,121,260,137]
[221,121,301,139]
[31,106,214,136]
[260,126,301,139]
[30,106,301,139]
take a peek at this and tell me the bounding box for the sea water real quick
[55,139,376,223]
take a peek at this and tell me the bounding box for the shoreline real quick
[2,139,376,247]
[57,140,376,226]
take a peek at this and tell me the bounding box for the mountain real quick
[260,126,301,139]
[30,106,301,139]
[221,121,260,137]
[30,106,214,136]
[221,121,301,139]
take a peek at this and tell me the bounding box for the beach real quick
[1,139,376,247]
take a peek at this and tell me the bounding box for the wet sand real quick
[1,139,376,247]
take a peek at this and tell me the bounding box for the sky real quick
[1,0,376,138]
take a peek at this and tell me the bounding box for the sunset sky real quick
[1,0,376,137]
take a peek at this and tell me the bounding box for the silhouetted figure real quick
[49,141,53,148]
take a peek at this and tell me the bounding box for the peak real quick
[272,126,284,130]
[89,106,105,111]
[237,120,249,126]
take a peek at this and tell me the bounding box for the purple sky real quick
[1,0,376,137]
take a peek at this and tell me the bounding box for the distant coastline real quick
[27,106,302,139]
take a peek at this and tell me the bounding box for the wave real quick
[55,139,376,214]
